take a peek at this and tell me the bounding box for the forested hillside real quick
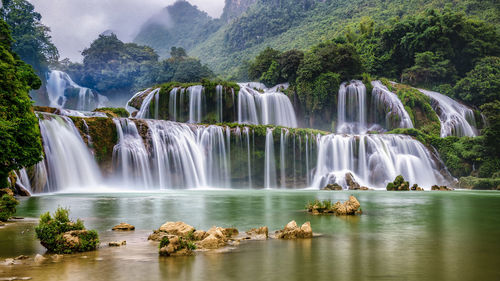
[134,0,500,77]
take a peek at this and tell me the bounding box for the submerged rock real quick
[112,223,135,231]
[411,184,424,191]
[275,221,313,239]
[34,254,46,264]
[159,236,195,257]
[109,241,126,247]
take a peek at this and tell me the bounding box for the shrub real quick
[0,194,19,221]
[35,207,99,254]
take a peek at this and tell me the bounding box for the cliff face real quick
[221,0,257,21]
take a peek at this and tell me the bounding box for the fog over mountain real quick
[28,0,224,61]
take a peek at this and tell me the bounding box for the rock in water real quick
[109,241,126,247]
[322,183,342,190]
[332,196,361,215]
[159,221,195,237]
[275,220,313,239]
[34,254,46,264]
[112,223,135,231]
[345,172,361,190]
[246,226,269,239]
[431,185,453,191]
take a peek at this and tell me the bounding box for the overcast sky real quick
[28,0,225,61]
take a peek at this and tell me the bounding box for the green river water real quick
[1,190,499,281]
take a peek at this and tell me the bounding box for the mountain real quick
[134,0,222,58]
[134,0,500,77]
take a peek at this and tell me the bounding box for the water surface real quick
[1,190,499,281]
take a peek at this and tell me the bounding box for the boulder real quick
[411,184,424,191]
[60,230,99,251]
[322,183,342,190]
[112,223,135,231]
[332,196,361,215]
[246,226,269,239]
[192,230,208,241]
[345,172,361,190]
[159,221,195,237]
[148,230,169,241]
[275,220,313,239]
[15,255,29,260]
[197,234,226,249]
[159,236,195,256]
[108,241,126,247]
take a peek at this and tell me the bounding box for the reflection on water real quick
[1,190,499,281]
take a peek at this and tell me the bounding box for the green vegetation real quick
[0,19,43,187]
[94,107,129,118]
[386,175,410,191]
[0,191,19,221]
[0,0,59,74]
[158,236,196,256]
[59,34,214,99]
[35,207,99,254]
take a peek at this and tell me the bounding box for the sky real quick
[28,0,225,61]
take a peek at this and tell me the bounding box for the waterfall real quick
[244,127,253,188]
[264,128,277,188]
[136,88,161,119]
[311,134,444,190]
[169,88,178,121]
[216,85,223,122]
[197,125,230,188]
[14,168,32,194]
[370,81,414,130]
[238,83,297,127]
[280,129,289,188]
[38,114,102,191]
[419,89,478,137]
[188,86,204,123]
[112,118,153,188]
[337,80,367,133]
[46,70,108,111]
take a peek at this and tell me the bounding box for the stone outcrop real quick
[332,196,361,215]
[345,172,361,190]
[159,221,195,237]
[0,188,14,197]
[411,184,424,191]
[159,236,195,257]
[112,223,135,231]
[386,175,410,191]
[275,221,313,239]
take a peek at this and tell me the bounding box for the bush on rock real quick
[35,207,99,254]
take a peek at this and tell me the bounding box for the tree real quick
[0,0,59,74]
[401,52,456,85]
[453,57,500,107]
[170,47,187,59]
[0,19,42,187]
[248,47,281,81]
[278,49,304,83]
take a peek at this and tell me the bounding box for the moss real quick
[392,83,441,137]
[386,175,410,191]
[70,117,117,166]
[35,207,99,254]
[94,107,129,118]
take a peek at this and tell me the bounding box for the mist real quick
[28,0,225,62]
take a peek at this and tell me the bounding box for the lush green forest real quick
[132,0,500,77]
[0,18,42,187]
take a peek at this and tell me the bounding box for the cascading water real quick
[419,89,478,137]
[188,86,204,123]
[370,81,414,130]
[337,80,367,133]
[113,118,153,188]
[311,134,445,189]
[237,83,298,127]
[46,70,108,111]
[136,88,161,119]
[38,114,102,191]
[264,128,277,188]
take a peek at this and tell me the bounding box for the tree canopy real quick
[0,18,42,187]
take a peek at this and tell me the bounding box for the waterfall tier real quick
[46,70,108,111]
[29,114,449,191]
[419,89,478,137]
